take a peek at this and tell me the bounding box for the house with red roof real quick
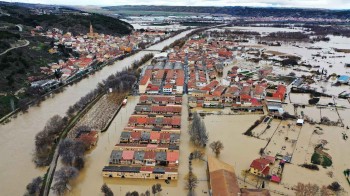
[167,151,179,166]
[144,151,156,166]
[150,132,161,144]
[160,132,171,144]
[130,131,141,143]
[212,85,226,97]
[139,70,152,94]
[121,150,135,165]
[249,158,270,177]
[162,83,173,94]
[273,85,287,101]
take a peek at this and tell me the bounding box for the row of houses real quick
[102,95,182,180]
[139,60,185,95]
[108,150,179,167]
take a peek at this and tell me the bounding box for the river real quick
[0,29,194,196]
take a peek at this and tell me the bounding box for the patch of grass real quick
[311,152,332,167]
[311,152,321,165]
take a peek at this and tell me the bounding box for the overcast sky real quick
[5,0,350,9]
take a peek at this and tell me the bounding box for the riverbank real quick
[0,28,190,123]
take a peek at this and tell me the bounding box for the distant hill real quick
[103,5,350,19]
[0,3,134,36]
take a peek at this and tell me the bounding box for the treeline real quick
[34,70,136,167]
[304,25,350,38]
[104,5,350,20]
[34,115,67,166]
[52,137,87,195]
[162,27,209,51]
[66,71,136,118]
[262,32,310,41]
[131,53,154,70]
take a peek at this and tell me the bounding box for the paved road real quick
[0,40,30,56]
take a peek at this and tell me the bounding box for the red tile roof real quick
[150,132,160,140]
[250,158,270,172]
[122,150,135,160]
[167,151,179,162]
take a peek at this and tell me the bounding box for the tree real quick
[52,167,79,195]
[155,183,162,193]
[328,181,341,192]
[189,112,208,147]
[320,186,333,196]
[151,184,157,195]
[185,171,198,194]
[144,190,150,196]
[74,157,85,170]
[101,183,114,196]
[294,182,320,196]
[191,150,204,160]
[209,140,224,156]
[59,139,86,166]
[25,176,43,196]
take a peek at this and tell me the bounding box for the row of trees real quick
[66,70,136,117]
[131,53,154,70]
[52,135,90,195]
[294,182,342,196]
[34,115,67,166]
[188,112,208,147]
[100,183,162,196]
[186,154,198,196]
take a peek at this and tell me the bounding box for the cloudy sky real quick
[5,0,350,9]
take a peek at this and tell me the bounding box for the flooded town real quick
[1,1,350,196]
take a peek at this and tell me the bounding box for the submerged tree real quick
[52,166,79,195]
[24,176,43,196]
[188,112,208,147]
[294,182,320,196]
[209,140,224,156]
[185,171,198,195]
[101,183,114,196]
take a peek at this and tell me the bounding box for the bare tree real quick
[320,186,333,196]
[59,139,86,166]
[52,166,79,195]
[24,176,43,196]
[34,115,67,167]
[209,140,224,156]
[191,150,204,160]
[294,182,320,196]
[185,171,198,194]
[101,183,114,196]
[189,112,208,147]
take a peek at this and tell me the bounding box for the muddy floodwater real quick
[0,29,194,196]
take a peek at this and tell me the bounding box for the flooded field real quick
[0,29,194,196]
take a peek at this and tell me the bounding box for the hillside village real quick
[29,24,170,90]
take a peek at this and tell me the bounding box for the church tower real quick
[88,22,97,38]
[90,22,93,35]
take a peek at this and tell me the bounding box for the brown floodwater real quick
[0,29,194,196]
